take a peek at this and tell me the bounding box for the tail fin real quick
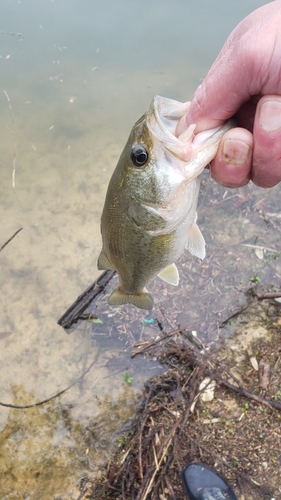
[108,287,153,310]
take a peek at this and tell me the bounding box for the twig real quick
[141,439,171,500]
[131,330,179,358]
[0,227,22,253]
[158,305,177,330]
[138,386,154,481]
[57,269,116,329]
[135,369,203,500]
[135,329,281,413]
[180,329,206,350]
[164,476,176,500]
[0,355,97,409]
[219,300,258,327]
[182,331,281,412]
[257,291,281,300]
[182,332,281,412]
[220,290,281,327]
[3,90,17,190]
[135,464,155,500]
[241,243,277,252]
[214,375,281,411]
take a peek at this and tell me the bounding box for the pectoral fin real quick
[97,250,114,270]
[185,221,206,259]
[108,287,153,310]
[157,263,179,286]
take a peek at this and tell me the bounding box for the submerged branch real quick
[57,269,116,329]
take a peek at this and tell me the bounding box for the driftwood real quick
[57,269,116,329]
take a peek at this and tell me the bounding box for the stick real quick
[141,440,172,500]
[3,90,17,190]
[0,227,22,252]
[131,330,179,358]
[0,354,98,409]
[214,375,281,411]
[257,291,281,300]
[57,269,116,329]
[220,291,281,327]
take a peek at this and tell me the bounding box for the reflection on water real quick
[0,0,274,497]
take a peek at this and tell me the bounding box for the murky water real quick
[0,0,276,498]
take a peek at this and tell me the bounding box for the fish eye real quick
[130,145,148,167]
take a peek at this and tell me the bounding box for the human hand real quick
[177,1,281,188]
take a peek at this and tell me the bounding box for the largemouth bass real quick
[98,96,233,310]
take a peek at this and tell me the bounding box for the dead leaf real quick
[250,356,259,371]
[199,377,216,402]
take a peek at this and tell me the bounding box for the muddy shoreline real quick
[76,297,281,500]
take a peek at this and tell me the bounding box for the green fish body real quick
[98,96,234,310]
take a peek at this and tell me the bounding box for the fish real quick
[98,95,234,310]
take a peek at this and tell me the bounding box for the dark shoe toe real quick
[182,462,238,500]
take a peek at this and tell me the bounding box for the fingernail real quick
[259,99,281,131]
[222,139,250,165]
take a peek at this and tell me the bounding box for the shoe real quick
[182,462,238,500]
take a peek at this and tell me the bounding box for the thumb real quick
[177,62,251,136]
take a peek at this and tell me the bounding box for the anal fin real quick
[157,263,179,286]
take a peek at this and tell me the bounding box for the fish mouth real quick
[146,95,235,163]
[147,97,194,162]
[151,95,191,137]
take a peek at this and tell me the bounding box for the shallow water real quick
[0,0,276,498]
